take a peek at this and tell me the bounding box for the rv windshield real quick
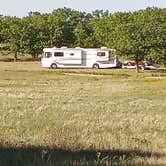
[43,52,52,58]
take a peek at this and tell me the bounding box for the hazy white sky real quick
[0,0,166,17]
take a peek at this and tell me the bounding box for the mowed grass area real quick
[0,62,166,165]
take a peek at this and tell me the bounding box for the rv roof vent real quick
[53,46,57,49]
[101,47,107,50]
[61,46,67,49]
[75,47,81,49]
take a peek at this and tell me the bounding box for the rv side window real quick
[70,53,74,56]
[97,52,105,56]
[54,52,64,57]
[44,52,52,58]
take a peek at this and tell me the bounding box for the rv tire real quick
[92,63,99,69]
[51,63,58,69]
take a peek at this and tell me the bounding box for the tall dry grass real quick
[0,62,166,165]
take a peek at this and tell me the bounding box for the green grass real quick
[0,62,166,165]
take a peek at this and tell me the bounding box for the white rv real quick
[41,47,121,69]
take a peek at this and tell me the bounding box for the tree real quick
[143,8,166,67]
[0,15,5,43]
[111,8,166,71]
[23,14,47,59]
[3,16,26,61]
[0,7,165,65]
[52,7,81,47]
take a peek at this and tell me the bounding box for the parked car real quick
[122,61,138,69]
[122,60,157,70]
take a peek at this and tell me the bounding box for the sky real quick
[0,0,166,17]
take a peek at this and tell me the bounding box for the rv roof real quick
[43,47,111,52]
[43,48,82,52]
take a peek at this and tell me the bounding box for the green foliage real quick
[109,8,166,71]
[0,7,165,65]
[2,16,26,60]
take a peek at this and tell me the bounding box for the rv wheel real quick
[51,63,57,69]
[92,63,99,69]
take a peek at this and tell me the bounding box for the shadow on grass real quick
[0,145,165,166]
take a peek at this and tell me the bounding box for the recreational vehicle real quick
[41,47,121,69]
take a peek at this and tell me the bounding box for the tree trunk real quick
[32,52,36,60]
[164,62,166,68]
[14,52,18,62]
[36,50,39,59]
[135,60,140,73]
[163,53,166,68]
[135,55,140,73]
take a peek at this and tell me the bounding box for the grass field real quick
[0,62,166,165]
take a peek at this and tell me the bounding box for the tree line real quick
[0,7,166,66]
